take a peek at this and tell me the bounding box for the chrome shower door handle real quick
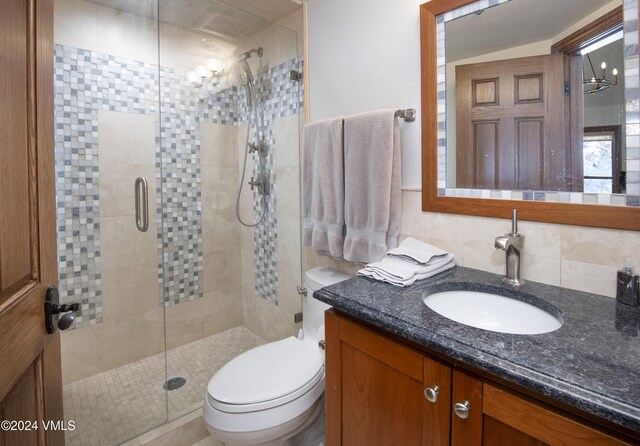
[135,176,149,232]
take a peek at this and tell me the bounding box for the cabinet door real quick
[423,357,452,446]
[325,311,425,446]
[451,370,483,446]
[483,385,633,446]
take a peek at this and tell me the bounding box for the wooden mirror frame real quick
[420,0,640,231]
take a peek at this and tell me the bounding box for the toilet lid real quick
[207,336,323,408]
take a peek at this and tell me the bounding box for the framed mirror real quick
[420,0,640,230]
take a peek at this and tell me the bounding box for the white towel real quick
[343,109,401,263]
[302,117,345,257]
[358,255,456,287]
[386,237,449,265]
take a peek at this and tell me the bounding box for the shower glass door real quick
[157,3,305,422]
[56,0,304,443]
[54,0,169,444]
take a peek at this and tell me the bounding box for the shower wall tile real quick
[202,210,240,254]
[276,215,302,318]
[61,324,106,384]
[157,67,203,307]
[202,252,242,295]
[102,308,165,371]
[96,4,159,65]
[56,41,303,330]
[275,166,300,218]
[275,7,305,57]
[238,17,299,76]
[53,0,98,53]
[99,164,156,218]
[98,111,156,165]
[101,262,159,321]
[202,291,243,337]
[247,56,305,305]
[275,114,302,168]
[55,46,105,327]
[100,215,157,269]
[164,298,205,351]
[200,122,239,168]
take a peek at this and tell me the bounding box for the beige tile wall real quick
[59,3,305,384]
[199,122,243,345]
[305,189,640,299]
[241,114,304,342]
[62,110,162,384]
[237,16,305,342]
[54,0,236,71]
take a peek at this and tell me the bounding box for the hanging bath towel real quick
[343,109,401,263]
[302,117,345,258]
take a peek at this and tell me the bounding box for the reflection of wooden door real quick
[0,0,64,445]
[456,54,579,191]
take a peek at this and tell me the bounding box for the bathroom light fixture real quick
[583,54,618,95]
[188,58,225,86]
[581,29,622,95]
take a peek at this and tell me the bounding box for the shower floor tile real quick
[63,325,265,446]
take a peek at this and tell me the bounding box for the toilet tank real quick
[302,268,351,343]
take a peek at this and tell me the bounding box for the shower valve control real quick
[248,141,267,157]
[249,173,270,196]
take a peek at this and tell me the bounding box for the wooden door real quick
[0,0,63,445]
[456,54,579,191]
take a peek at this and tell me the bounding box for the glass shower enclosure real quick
[53,0,304,444]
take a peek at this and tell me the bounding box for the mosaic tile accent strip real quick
[157,67,202,306]
[246,56,304,304]
[55,44,304,325]
[55,45,160,327]
[436,0,640,206]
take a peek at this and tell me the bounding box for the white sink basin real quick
[423,290,563,335]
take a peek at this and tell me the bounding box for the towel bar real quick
[395,109,416,122]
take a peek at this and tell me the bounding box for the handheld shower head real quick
[237,48,262,108]
[237,59,254,86]
[237,59,255,107]
[239,47,263,61]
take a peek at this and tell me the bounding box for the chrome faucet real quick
[495,209,524,286]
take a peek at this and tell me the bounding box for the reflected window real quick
[583,126,622,193]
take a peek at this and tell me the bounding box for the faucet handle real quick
[511,209,518,235]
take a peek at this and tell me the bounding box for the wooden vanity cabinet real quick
[325,311,633,446]
[325,309,453,445]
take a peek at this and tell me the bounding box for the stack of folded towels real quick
[357,237,456,287]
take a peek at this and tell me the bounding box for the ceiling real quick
[446,0,620,62]
[86,0,300,42]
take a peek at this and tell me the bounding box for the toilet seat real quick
[207,336,324,413]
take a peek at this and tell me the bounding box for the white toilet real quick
[203,267,351,446]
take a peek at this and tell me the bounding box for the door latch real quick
[44,286,81,334]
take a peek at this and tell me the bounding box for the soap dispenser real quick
[617,257,639,307]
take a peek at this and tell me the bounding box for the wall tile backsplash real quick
[55,44,303,327]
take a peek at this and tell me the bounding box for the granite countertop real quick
[313,266,640,433]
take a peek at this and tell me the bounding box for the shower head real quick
[237,48,261,108]
[237,59,255,107]
[237,59,254,87]
[239,47,263,62]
